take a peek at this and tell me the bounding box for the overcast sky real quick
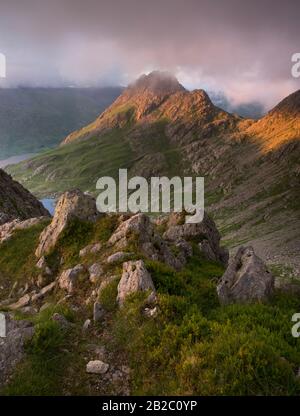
[0,0,299,109]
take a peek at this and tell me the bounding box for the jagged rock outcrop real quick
[62,71,186,145]
[0,169,49,225]
[163,212,228,265]
[35,189,100,257]
[217,246,275,305]
[117,260,155,306]
[0,216,48,244]
[0,314,35,388]
[108,213,185,269]
[58,264,89,294]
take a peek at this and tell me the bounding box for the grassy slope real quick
[0,220,50,298]
[8,129,135,197]
[7,120,184,198]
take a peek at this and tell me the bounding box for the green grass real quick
[7,121,186,198]
[109,253,300,396]
[7,128,135,198]
[1,217,300,396]
[0,220,50,300]
[1,304,76,396]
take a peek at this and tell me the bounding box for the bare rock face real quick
[117,260,155,306]
[0,314,35,388]
[108,213,184,269]
[163,212,228,265]
[35,189,99,257]
[0,217,48,244]
[217,246,275,305]
[58,264,89,294]
[0,169,50,226]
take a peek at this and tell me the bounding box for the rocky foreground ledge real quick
[1,190,299,395]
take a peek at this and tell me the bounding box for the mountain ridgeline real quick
[7,71,300,274]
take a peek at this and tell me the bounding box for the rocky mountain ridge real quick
[6,71,300,277]
[0,168,49,225]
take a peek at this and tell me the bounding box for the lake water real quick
[0,153,36,169]
[40,198,56,216]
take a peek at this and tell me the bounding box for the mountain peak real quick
[269,89,300,117]
[128,71,186,96]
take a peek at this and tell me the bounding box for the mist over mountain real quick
[209,91,265,119]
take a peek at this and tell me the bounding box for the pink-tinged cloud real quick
[0,0,299,110]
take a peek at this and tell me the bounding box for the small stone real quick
[8,294,31,310]
[121,365,131,375]
[79,242,102,257]
[86,360,109,374]
[88,262,104,284]
[20,306,38,315]
[112,370,123,381]
[144,306,159,318]
[146,291,157,305]
[93,302,105,322]
[83,319,92,331]
[107,251,131,264]
[36,256,47,269]
[52,313,71,328]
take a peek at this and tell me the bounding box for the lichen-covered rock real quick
[108,213,184,269]
[217,246,275,305]
[35,189,100,258]
[117,260,155,306]
[163,211,228,265]
[58,264,89,294]
[0,314,35,388]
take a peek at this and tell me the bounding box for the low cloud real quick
[0,0,299,109]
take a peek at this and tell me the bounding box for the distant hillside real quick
[0,87,123,159]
